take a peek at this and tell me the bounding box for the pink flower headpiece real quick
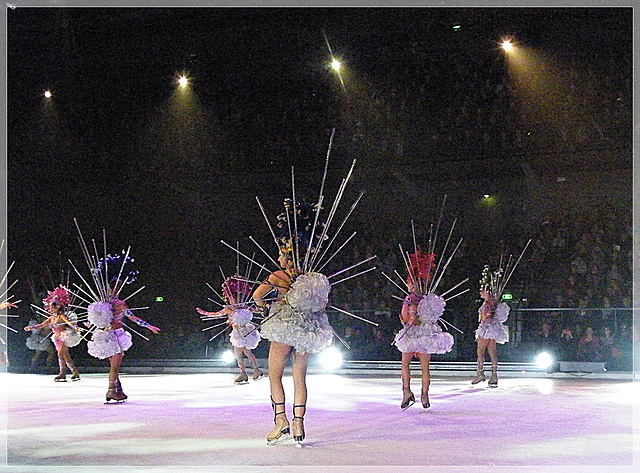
[43,285,71,310]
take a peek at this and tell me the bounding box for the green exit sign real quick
[155,296,164,302]
[502,293,513,300]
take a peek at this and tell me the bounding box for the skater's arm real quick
[24,316,53,331]
[196,307,231,317]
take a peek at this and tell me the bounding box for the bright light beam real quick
[323,30,346,93]
[502,40,513,52]
[178,76,189,87]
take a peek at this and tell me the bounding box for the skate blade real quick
[234,381,249,385]
[401,400,415,411]
[266,433,291,446]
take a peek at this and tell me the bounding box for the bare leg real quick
[266,342,291,444]
[400,352,415,409]
[234,347,248,383]
[487,340,498,386]
[291,350,309,442]
[243,348,263,379]
[472,339,489,384]
[106,352,127,401]
[53,338,67,381]
[418,353,431,408]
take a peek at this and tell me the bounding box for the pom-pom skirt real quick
[260,300,333,354]
[230,324,261,350]
[54,329,82,349]
[475,320,509,344]
[87,328,133,359]
[26,334,51,351]
[394,322,454,354]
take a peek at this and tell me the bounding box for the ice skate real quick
[488,370,498,387]
[267,398,290,446]
[252,370,264,381]
[292,404,306,446]
[471,370,486,385]
[421,392,430,410]
[401,387,415,410]
[105,380,128,403]
[234,372,249,385]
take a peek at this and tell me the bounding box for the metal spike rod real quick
[327,255,377,279]
[290,166,301,271]
[249,236,281,272]
[208,326,231,342]
[202,321,229,332]
[430,237,464,294]
[120,321,150,341]
[315,230,356,274]
[328,305,379,326]
[398,244,418,291]
[303,195,325,273]
[443,288,470,302]
[311,191,365,273]
[255,196,280,250]
[329,266,377,286]
[220,240,273,275]
[428,218,457,294]
[331,329,351,350]
[439,277,470,298]
[381,272,410,295]
[122,285,146,302]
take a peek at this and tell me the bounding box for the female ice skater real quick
[197,275,263,384]
[84,251,161,402]
[24,286,82,381]
[472,241,530,387]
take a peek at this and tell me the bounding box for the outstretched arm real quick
[196,307,231,317]
[24,316,53,331]
[124,310,161,334]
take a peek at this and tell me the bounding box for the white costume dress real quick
[475,301,509,344]
[229,308,261,350]
[260,272,333,354]
[86,301,133,359]
[394,294,454,354]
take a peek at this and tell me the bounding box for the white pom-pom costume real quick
[229,308,260,350]
[260,272,334,354]
[394,294,454,354]
[475,301,509,344]
[56,328,82,348]
[86,301,134,359]
[88,301,115,329]
[26,331,52,351]
[87,328,133,359]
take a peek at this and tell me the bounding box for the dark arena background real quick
[2,4,637,473]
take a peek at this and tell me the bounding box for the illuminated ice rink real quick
[2,370,638,473]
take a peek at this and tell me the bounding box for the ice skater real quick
[472,241,530,387]
[197,275,263,384]
[24,286,82,381]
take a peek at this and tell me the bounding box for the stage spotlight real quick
[331,58,341,72]
[535,351,554,370]
[221,349,235,364]
[44,90,52,98]
[319,346,343,371]
[178,76,189,87]
[501,40,513,52]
